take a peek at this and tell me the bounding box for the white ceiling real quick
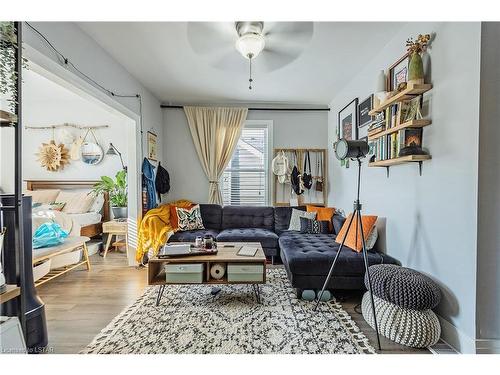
[78,22,404,105]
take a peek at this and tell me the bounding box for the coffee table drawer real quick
[227,264,264,282]
[165,263,203,283]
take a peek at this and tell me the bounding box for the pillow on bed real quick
[89,193,105,213]
[24,189,61,204]
[57,191,95,214]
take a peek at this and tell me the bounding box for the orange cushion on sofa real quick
[335,213,377,252]
[169,203,195,231]
[306,205,335,232]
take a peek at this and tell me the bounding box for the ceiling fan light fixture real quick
[235,33,265,59]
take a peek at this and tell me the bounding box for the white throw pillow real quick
[24,189,61,204]
[57,191,95,214]
[288,208,317,231]
[365,226,378,250]
[89,193,105,213]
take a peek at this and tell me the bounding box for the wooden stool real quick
[102,220,128,258]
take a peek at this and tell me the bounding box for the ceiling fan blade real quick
[187,22,236,56]
[256,48,300,73]
[264,22,314,42]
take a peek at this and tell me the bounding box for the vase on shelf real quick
[374,70,387,105]
[408,52,425,85]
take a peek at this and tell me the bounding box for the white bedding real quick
[67,212,102,227]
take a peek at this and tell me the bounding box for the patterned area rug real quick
[82,268,375,354]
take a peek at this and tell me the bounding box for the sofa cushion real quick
[279,231,395,277]
[199,204,222,230]
[274,206,306,235]
[221,206,274,230]
[217,228,278,249]
[168,229,220,243]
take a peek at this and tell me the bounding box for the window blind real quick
[222,125,269,206]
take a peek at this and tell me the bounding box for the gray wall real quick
[162,108,328,203]
[328,22,482,353]
[476,22,500,351]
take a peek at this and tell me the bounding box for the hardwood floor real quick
[37,252,428,354]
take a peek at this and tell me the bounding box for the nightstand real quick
[102,219,128,258]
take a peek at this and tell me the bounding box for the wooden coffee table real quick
[148,242,266,305]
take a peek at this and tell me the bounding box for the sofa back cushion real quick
[222,206,274,230]
[199,204,222,230]
[273,206,306,235]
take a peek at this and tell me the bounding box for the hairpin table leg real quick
[156,285,166,306]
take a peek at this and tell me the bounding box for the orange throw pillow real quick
[335,213,377,252]
[170,203,195,231]
[306,205,336,232]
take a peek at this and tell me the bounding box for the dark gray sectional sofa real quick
[168,204,399,291]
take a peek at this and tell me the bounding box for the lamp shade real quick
[335,139,369,160]
[106,143,118,156]
[235,33,265,59]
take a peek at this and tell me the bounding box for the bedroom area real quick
[0,63,137,290]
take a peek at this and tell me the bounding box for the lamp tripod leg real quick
[314,208,357,311]
[358,211,382,351]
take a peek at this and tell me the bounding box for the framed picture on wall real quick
[387,53,410,91]
[338,98,358,141]
[147,131,158,161]
[357,95,373,139]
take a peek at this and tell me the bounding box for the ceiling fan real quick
[186,22,314,90]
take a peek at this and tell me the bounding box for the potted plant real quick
[1,22,20,116]
[406,34,431,85]
[91,170,128,219]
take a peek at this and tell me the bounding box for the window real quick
[222,121,272,206]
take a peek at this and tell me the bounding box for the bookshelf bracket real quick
[419,161,423,176]
[386,167,390,178]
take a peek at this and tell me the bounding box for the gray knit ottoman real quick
[365,264,441,310]
[362,292,441,348]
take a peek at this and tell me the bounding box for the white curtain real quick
[183,106,248,204]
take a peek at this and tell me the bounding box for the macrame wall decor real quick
[36,128,71,172]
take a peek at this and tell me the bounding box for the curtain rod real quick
[160,105,330,112]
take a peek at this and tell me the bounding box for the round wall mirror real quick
[80,142,104,165]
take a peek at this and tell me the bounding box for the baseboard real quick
[475,339,500,354]
[437,315,476,354]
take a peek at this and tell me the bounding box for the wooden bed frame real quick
[26,180,110,238]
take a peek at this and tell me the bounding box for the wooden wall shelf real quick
[369,154,431,167]
[0,285,21,304]
[368,119,432,141]
[369,154,431,177]
[369,83,432,115]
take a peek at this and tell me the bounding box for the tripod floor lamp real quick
[314,138,382,351]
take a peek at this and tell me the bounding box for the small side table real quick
[102,220,128,258]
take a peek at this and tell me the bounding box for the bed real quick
[25,180,110,238]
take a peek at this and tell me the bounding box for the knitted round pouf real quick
[365,264,441,310]
[361,292,441,348]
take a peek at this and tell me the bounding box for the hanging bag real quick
[290,151,304,196]
[315,152,324,192]
[302,151,313,189]
[272,150,289,184]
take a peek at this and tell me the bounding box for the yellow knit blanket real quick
[135,200,192,263]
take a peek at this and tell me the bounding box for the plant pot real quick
[408,52,425,84]
[111,206,128,219]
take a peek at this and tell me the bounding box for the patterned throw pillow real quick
[288,208,316,231]
[300,217,330,234]
[176,204,205,231]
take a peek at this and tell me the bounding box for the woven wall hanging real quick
[36,140,71,171]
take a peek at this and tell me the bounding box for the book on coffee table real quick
[237,245,258,257]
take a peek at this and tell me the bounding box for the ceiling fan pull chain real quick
[249,57,253,90]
